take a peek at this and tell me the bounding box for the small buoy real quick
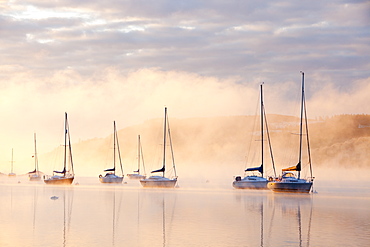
[50,196,59,200]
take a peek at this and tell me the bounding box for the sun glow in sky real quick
[0,0,369,172]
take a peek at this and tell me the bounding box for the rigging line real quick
[166,112,177,178]
[66,114,74,175]
[263,105,277,178]
[303,88,313,180]
[140,138,147,175]
[115,122,124,176]
[245,92,260,169]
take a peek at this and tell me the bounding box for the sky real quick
[0,0,369,170]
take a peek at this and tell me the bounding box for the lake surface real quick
[0,176,369,247]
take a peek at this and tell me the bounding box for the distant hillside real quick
[40,114,370,178]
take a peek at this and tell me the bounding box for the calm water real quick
[0,176,369,247]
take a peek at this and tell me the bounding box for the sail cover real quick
[245,164,263,174]
[104,167,115,172]
[282,162,301,172]
[54,167,66,174]
[151,166,165,173]
[28,169,37,174]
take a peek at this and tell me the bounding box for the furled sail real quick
[104,167,115,172]
[245,164,263,174]
[282,162,301,172]
[151,167,165,173]
[54,167,66,174]
[28,169,37,174]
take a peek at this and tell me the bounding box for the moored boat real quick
[8,149,16,177]
[127,135,146,180]
[267,72,314,193]
[140,107,178,188]
[29,133,42,181]
[233,83,276,190]
[44,113,75,185]
[99,121,124,184]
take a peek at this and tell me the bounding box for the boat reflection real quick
[272,195,313,247]
[140,190,177,247]
[234,193,312,247]
[109,188,123,246]
[62,188,74,247]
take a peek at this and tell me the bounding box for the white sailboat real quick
[44,112,75,185]
[140,107,178,188]
[29,133,42,181]
[99,121,124,184]
[8,148,16,177]
[127,135,147,180]
[233,83,276,189]
[267,72,314,193]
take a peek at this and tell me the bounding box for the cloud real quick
[1,1,368,82]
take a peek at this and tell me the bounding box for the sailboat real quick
[44,112,75,185]
[140,107,178,188]
[29,133,42,181]
[267,72,314,193]
[127,135,147,180]
[8,148,16,177]
[99,121,124,183]
[233,83,276,189]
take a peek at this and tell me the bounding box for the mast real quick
[137,135,140,174]
[162,107,167,177]
[137,135,141,173]
[139,135,146,175]
[260,83,264,178]
[298,72,305,179]
[113,121,116,175]
[64,112,67,176]
[65,112,74,176]
[166,112,177,178]
[11,148,14,173]
[34,133,38,173]
[115,122,124,176]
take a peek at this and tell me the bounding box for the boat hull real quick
[267,181,313,193]
[44,176,74,185]
[127,174,146,180]
[140,176,177,188]
[29,175,41,181]
[99,175,123,184]
[233,180,268,190]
